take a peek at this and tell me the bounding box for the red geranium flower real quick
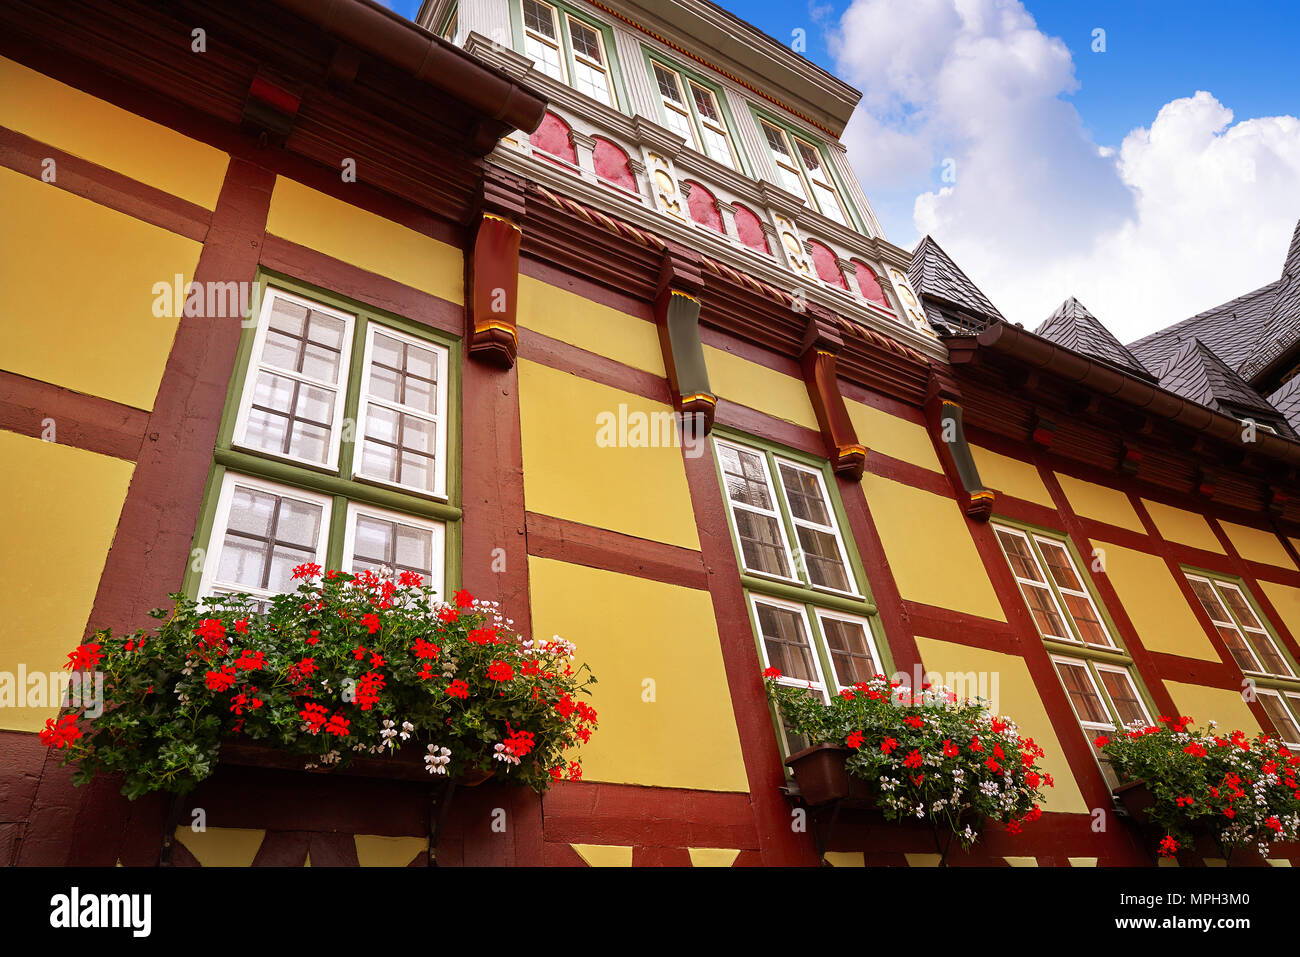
[446,679,470,699]
[39,714,82,749]
[487,661,514,682]
[454,589,474,609]
[846,730,865,749]
[762,667,782,679]
[65,642,104,671]
[361,613,381,635]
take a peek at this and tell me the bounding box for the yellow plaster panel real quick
[265,176,462,302]
[905,853,942,867]
[1092,540,1219,661]
[862,473,1004,621]
[354,835,428,867]
[1055,473,1143,532]
[517,359,700,550]
[703,345,820,430]
[823,851,865,867]
[529,557,748,792]
[688,848,740,867]
[970,444,1054,508]
[1218,520,1297,570]
[0,431,133,732]
[1258,581,1300,646]
[571,844,634,867]
[913,637,1089,813]
[1141,499,1225,554]
[1069,857,1098,867]
[174,827,265,867]
[0,55,228,208]
[844,400,942,473]
[517,275,664,376]
[1004,856,1039,866]
[1,167,199,410]
[1166,681,1262,736]
[1267,858,1292,866]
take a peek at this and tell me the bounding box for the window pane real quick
[691,84,720,122]
[264,300,345,384]
[735,509,790,577]
[1023,583,1069,639]
[573,61,611,105]
[756,603,817,684]
[1260,694,1300,744]
[997,530,1045,583]
[217,485,322,593]
[778,464,830,525]
[524,35,564,80]
[1218,584,1263,629]
[522,0,556,38]
[1098,670,1147,727]
[1189,577,1230,621]
[1055,660,1111,725]
[1061,592,1111,645]
[763,123,790,158]
[1217,625,1262,671]
[662,106,696,147]
[654,64,682,104]
[822,617,876,687]
[719,445,774,510]
[702,127,733,168]
[796,525,850,591]
[1250,635,1292,676]
[1037,540,1082,591]
[570,20,602,61]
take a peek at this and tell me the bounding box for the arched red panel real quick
[592,137,636,193]
[853,260,889,306]
[808,240,847,290]
[684,180,724,233]
[733,204,770,255]
[530,111,577,165]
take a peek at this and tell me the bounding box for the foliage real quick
[765,670,1053,860]
[1098,715,1300,861]
[42,566,597,798]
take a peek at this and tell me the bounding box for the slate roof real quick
[1034,297,1153,379]
[908,236,1005,331]
[1239,219,1300,381]
[1127,280,1280,374]
[1268,375,1300,435]
[1153,338,1290,433]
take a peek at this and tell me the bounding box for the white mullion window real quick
[794,136,846,225]
[687,81,736,169]
[522,0,566,83]
[1094,663,1153,729]
[199,473,332,611]
[1186,574,1268,674]
[1033,534,1115,648]
[651,62,699,150]
[343,501,445,594]
[352,324,449,501]
[760,121,811,203]
[1215,580,1293,677]
[233,288,354,471]
[1052,655,1118,735]
[716,439,799,584]
[1257,690,1300,748]
[752,595,830,701]
[565,15,614,107]
[815,609,882,691]
[994,526,1073,642]
[775,458,858,596]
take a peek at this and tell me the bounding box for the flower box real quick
[1112,779,1156,827]
[785,743,855,806]
[218,738,494,786]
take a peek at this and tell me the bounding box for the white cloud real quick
[829,0,1300,342]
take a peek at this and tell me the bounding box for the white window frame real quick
[1031,533,1116,648]
[651,61,700,153]
[686,79,737,169]
[750,594,831,702]
[775,458,860,599]
[564,13,615,107]
[522,0,567,83]
[352,322,450,502]
[715,437,800,586]
[994,525,1075,644]
[814,608,883,692]
[793,134,846,224]
[759,119,810,204]
[1093,661,1154,729]
[232,287,356,472]
[1186,572,1293,678]
[1257,689,1300,749]
[198,472,333,606]
[1051,654,1122,735]
[342,500,446,593]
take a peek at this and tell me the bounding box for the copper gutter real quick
[269,0,547,134]
[949,322,1300,469]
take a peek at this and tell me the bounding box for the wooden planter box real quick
[1113,779,1156,827]
[785,744,873,806]
[219,739,493,786]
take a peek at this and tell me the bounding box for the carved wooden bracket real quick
[927,364,995,521]
[465,168,525,367]
[799,309,866,480]
[655,245,715,433]
[241,69,302,146]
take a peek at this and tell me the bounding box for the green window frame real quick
[183,271,462,606]
[992,518,1158,786]
[748,104,860,231]
[641,47,750,176]
[509,0,627,111]
[710,427,891,758]
[1182,567,1298,681]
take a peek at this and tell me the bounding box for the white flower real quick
[424,745,451,775]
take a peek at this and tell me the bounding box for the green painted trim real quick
[181,462,227,599]
[435,1,457,39]
[1041,639,1133,668]
[747,102,863,232]
[739,575,876,616]
[508,0,629,112]
[640,45,753,178]
[214,448,462,523]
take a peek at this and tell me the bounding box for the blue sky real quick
[385,0,1300,339]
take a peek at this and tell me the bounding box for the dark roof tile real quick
[908,236,1005,327]
[1034,297,1153,378]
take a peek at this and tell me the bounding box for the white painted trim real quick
[342,499,447,594]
